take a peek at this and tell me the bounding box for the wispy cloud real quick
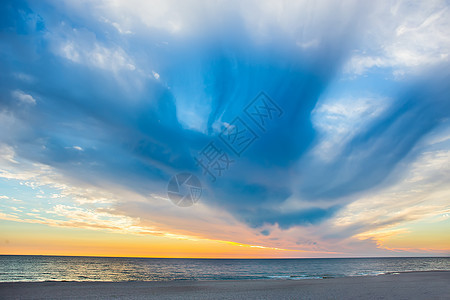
[0,0,449,256]
[11,90,36,105]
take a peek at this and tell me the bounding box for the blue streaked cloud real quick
[1,0,449,255]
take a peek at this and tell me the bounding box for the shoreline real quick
[2,269,449,283]
[1,271,449,299]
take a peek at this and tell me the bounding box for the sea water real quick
[0,255,448,282]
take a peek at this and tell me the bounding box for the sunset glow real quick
[1,0,449,258]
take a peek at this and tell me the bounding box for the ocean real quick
[0,256,448,282]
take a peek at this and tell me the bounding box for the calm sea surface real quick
[0,256,448,282]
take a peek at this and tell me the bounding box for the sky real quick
[0,0,449,258]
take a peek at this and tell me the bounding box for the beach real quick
[1,271,448,299]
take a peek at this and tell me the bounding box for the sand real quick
[0,271,449,299]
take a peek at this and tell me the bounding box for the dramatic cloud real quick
[1,0,449,256]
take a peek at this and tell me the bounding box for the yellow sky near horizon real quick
[374,216,450,254]
[0,219,314,258]
[1,216,449,258]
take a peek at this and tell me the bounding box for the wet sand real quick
[0,271,449,299]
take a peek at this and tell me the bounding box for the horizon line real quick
[1,254,448,260]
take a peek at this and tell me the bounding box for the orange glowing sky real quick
[1,0,450,259]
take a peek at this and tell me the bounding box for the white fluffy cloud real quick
[311,96,389,161]
[344,1,450,75]
[12,90,36,105]
[58,39,136,72]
